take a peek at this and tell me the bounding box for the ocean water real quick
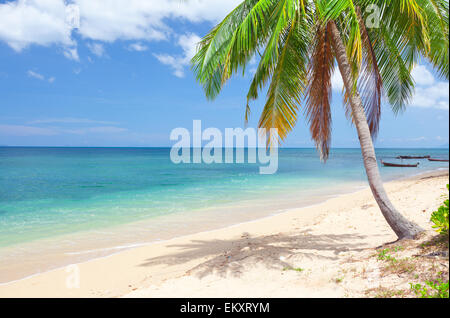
[0,147,448,282]
[0,147,448,250]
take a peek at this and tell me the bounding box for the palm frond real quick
[191,0,448,163]
[361,0,431,51]
[246,0,312,123]
[372,23,415,113]
[356,6,383,138]
[191,0,273,100]
[419,0,449,79]
[305,22,335,161]
[258,13,308,147]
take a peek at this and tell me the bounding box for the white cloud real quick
[154,33,201,78]
[178,33,201,60]
[75,0,167,42]
[332,64,448,111]
[249,55,258,66]
[331,71,344,92]
[27,70,45,81]
[63,47,79,61]
[0,0,241,61]
[0,124,57,136]
[87,42,105,57]
[2,117,127,137]
[245,55,259,76]
[29,117,119,125]
[128,42,148,52]
[0,0,74,51]
[154,54,183,77]
[410,136,427,142]
[410,76,449,110]
[411,64,435,86]
[27,70,55,83]
[74,0,241,42]
[62,126,127,135]
[0,123,126,136]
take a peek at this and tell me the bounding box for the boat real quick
[396,155,430,159]
[428,158,449,162]
[381,160,419,167]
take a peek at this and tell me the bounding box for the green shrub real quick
[410,279,449,298]
[430,184,449,236]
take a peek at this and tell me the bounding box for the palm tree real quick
[191,0,449,239]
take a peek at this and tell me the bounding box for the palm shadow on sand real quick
[139,230,373,279]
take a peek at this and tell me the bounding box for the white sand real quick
[0,170,448,298]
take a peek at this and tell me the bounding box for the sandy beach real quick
[0,169,448,298]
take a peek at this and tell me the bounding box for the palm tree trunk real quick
[329,21,423,239]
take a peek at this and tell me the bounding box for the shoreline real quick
[0,181,365,286]
[0,178,369,284]
[0,167,439,285]
[0,168,447,297]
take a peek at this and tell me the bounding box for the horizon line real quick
[0,146,448,150]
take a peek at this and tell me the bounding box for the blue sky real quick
[0,0,448,148]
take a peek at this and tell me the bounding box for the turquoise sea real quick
[0,147,448,282]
